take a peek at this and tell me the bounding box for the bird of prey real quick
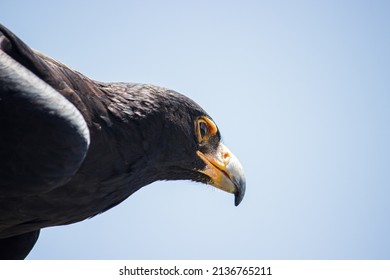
[0,24,245,259]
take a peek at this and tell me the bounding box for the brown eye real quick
[199,121,208,139]
[195,116,218,144]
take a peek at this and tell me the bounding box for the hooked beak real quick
[196,143,246,206]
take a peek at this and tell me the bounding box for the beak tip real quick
[234,191,244,206]
[234,178,246,206]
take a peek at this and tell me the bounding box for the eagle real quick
[0,24,245,259]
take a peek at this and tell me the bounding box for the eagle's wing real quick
[0,24,90,196]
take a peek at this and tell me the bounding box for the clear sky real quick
[2,0,390,259]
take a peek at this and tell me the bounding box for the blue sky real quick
[2,0,390,259]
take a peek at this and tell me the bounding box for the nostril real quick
[223,151,230,164]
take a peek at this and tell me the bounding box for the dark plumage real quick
[0,24,245,259]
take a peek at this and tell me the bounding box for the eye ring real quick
[195,116,218,144]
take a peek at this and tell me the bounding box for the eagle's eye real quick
[195,116,217,144]
[199,121,208,139]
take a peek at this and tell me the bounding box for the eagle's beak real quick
[197,143,246,206]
